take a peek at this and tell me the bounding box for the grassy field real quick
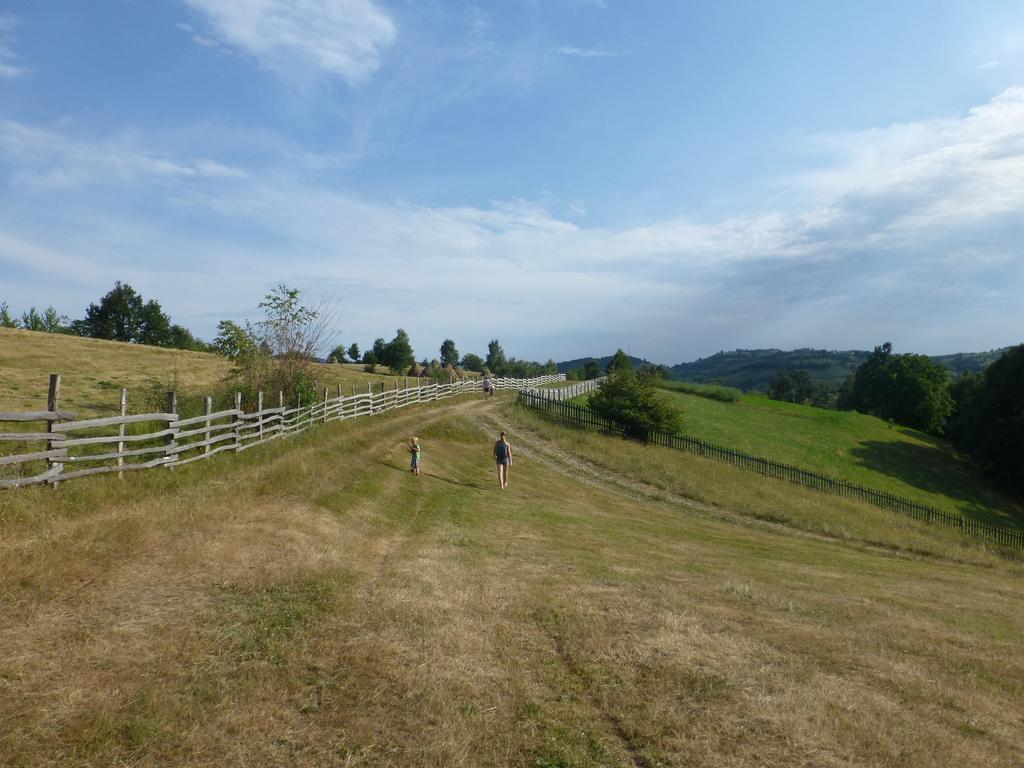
[1,392,1022,767]
[0,328,426,419]
[574,387,1023,531]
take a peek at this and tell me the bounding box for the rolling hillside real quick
[2,392,1022,766]
[572,386,1023,530]
[0,327,413,419]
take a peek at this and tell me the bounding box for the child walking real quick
[409,436,422,476]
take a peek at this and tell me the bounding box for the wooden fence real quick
[517,389,1024,550]
[520,377,604,401]
[0,373,565,490]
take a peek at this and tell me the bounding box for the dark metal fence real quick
[516,390,1024,550]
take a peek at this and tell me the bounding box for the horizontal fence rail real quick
[516,389,1024,550]
[0,373,565,491]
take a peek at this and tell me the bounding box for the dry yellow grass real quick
[0,328,417,418]
[1,392,1021,766]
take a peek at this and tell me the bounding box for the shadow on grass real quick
[377,460,490,492]
[849,440,1024,529]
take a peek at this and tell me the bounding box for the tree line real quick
[1,282,208,351]
[325,334,558,379]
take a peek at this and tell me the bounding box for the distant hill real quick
[558,346,1015,391]
[556,354,655,374]
[930,348,1013,375]
[668,348,869,390]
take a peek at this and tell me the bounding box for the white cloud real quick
[978,60,999,70]
[2,89,1024,359]
[182,0,396,84]
[553,45,623,58]
[0,121,247,189]
[0,13,27,80]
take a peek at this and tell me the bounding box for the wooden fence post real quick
[204,396,212,458]
[47,373,62,485]
[117,387,127,480]
[166,390,178,466]
[233,392,242,451]
[323,387,329,423]
[257,391,264,443]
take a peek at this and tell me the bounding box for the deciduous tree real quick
[589,368,684,442]
[440,339,460,367]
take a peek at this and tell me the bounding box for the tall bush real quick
[589,369,684,442]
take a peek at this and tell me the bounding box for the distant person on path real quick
[482,377,493,397]
[494,431,512,489]
[409,436,422,476]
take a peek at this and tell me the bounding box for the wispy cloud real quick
[0,121,246,190]
[182,0,396,84]
[2,89,1024,358]
[553,44,623,58]
[0,13,27,80]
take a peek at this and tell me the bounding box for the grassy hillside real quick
[1,394,1021,766]
[575,387,1023,530]
[0,327,413,419]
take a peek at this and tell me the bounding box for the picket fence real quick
[0,373,565,490]
[517,389,1024,550]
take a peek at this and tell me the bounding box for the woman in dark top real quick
[494,431,512,489]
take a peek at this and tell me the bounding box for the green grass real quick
[575,387,1023,530]
[656,379,742,402]
[1,394,1022,766]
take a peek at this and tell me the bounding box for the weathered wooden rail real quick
[0,373,564,490]
[517,388,1024,551]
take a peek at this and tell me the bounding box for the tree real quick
[381,329,415,374]
[948,345,1024,491]
[42,306,64,333]
[347,343,360,363]
[837,342,952,433]
[583,361,601,380]
[460,353,485,373]
[440,339,460,367]
[84,281,145,341]
[589,368,684,442]
[214,319,273,397]
[167,324,206,351]
[20,307,46,332]
[946,371,984,450]
[213,285,337,405]
[0,302,17,328]
[486,339,507,376]
[368,337,387,364]
[137,299,172,346]
[607,349,632,373]
[768,370,820,404]
[328,344,348,363]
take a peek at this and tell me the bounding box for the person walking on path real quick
[494,431,512,489]
[482,377,493,397]
[409,436,422,476]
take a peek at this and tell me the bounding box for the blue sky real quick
[1,0,1023,364]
